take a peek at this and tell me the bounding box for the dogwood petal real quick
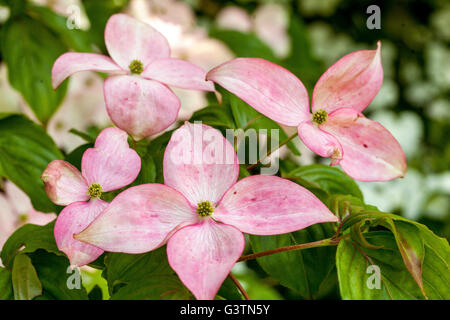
[163,123,239,206]
[52,52,123,89]
[81,127,141,192]
[206,58,310,126]
[75,184,198,253]
[104,75,180,140]
[54,199,108,267]
[321,108,407,181]
[297,121,343,165]
[142,58,214,91]
[312,42,383,113]
[167,220,245,300]
[42,160,89,206]
[105,14,170,70]
[214,175,338,235]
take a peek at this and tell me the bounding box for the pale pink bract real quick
[75,123,338,300]
[41,127,141,267]
[206,42,407,181]
[52,14,214,140]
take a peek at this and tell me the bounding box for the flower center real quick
[312,109,328,125]
[196,201,214,217]
[88,183,103,199]
[129,59,144,74]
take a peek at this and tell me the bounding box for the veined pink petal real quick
[163,123,239,206]
[75,184,198,253]
[214,175,338,235]
[321,108,407,181]
[297,121,343,165]
[41,160,89,206]
[54,199,108,267]
[142,58,215,91]
[104,14,170,70]
[167,220,245,300]
[206,58,310,126]
[311,41,383,113]
[81,127,141,192]
[104,75,180,140]
[51,52,123,89]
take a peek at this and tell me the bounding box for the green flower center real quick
[196,201,214,217]
[88,183,103,199]
[129,59,144,74]
[312,109,328,125]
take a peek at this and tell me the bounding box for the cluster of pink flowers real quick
[42,14,407,299]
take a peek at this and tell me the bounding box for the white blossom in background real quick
[29,0,90,29]
[216,4,290,58]
[359,169,450,220]
[0,181,56,265]
[0,64,23,113]
[47,72,111,152]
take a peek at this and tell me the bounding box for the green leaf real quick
[28,250,88,300]
[1,17,68,123]
[217,276,244,300]
[104,246,173,295]
[224,89,300,157]
[190,104,236,129]
[0,221,62,269]
[145,131,174,184]
[0,115,63,212]
[249,223,338,299]
[210,28,277,61]
[12,254,42,300]
[0,267,14,300]
[286,164,364,200]
[65,142,94,171]
[336,231,450,299]
[27,5,92,52]
[110,275,193,300]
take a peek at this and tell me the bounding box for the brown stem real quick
[237,237,342,262]
[247,132,298,171]
[229,273,250,300]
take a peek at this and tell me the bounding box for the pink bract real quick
[206,42,407,181]
[42,127,141,266]
[75,123,338,300]
[52,14,214,140]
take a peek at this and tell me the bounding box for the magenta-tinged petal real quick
[54,199,108,267]
[104,14,170,70]
[81,127,141,192]
[167,220,245,300]
[142,58,214,91]
[311,42,383,113]
[206,58,310,126]
[41,160,89,206]
[104,75,180,140]
[51,52,123,89]
[321,108,407,181]
[163,123,239,206]
[75,184,198,253]
[297,121,343,165]
[214,175,338,235]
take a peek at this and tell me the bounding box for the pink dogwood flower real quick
[41,127,141,266]
[75,122,338,299]
[206,42,407,181]
[52,14,214,140]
